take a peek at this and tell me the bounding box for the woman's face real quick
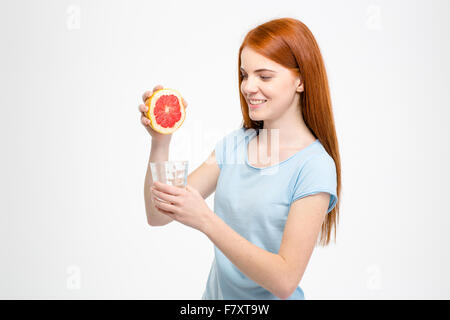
[240,46,303,122]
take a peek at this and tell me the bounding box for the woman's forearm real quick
[144,141,174,226]
[202,213,291,299]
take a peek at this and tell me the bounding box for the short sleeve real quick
[291,153,338,214]
[215,135,225,170]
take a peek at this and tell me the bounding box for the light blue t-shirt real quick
[202,127,338,300]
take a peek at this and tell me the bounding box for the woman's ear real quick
[295,76,304,93]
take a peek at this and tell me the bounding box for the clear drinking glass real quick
[149,160,189,188]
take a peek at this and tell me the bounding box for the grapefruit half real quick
[145,88,186,135]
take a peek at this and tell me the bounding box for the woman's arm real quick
[203,213,289,299]
[150,181,330,299]
[202,192,330,300]
[144,142,175,226]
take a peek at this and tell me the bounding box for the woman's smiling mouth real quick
[248,99,267,109]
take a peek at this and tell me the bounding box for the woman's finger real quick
[153,181,185,196]
[141,115,150,126]
[139,103,148,113]
[154,197,176,214]
[154,201,175,216]
[152,189,180,205]
[142,91,152,103]
[142,84,164,103]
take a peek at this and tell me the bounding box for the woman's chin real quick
[249,113,264,121]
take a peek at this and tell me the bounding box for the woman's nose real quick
[242,77,259,95]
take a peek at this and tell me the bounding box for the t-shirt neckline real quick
[244,130,319,170]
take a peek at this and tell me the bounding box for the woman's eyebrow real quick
[240,67,277,73]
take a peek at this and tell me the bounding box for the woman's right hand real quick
[139,84,188,145]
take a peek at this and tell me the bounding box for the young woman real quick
[139,17,341,300]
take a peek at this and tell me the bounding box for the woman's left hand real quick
[151,181,214,232]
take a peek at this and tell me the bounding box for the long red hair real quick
[238,18,341,246]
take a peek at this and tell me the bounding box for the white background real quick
[1,0,449,299]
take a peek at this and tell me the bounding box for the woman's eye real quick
[240,74,271,80]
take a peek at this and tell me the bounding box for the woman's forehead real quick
[241,48,280,72]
